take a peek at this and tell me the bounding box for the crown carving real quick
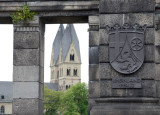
[106,23,147,33]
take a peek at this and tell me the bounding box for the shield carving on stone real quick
[107,23,146,74]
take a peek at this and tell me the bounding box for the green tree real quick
[44,83,88,115]
[44,85,62,115]
[72,83,88,115]
[59,83,88,115]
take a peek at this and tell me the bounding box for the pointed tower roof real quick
[62,24,81,62]
[52,24,64,65]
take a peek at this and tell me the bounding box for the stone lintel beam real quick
[0,1,99,24]
[0,1,99,12]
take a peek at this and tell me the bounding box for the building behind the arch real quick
[0,82,12,115]
[50,24,81,90]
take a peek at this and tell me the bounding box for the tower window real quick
[1,95,4,99]
[70,54,74,61]
[67,69,71,76]
[70,49,74,61]
[66,85,68,90]
[74,69,77,76]
[0,106,4,113]
[57,71,59,78]
[60,69,61,77]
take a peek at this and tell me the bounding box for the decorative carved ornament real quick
[106,23,146,74]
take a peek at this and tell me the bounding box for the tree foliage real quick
[44,85,62,115]
[44,83,88,115]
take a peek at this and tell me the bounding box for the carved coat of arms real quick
[107,23,146,74]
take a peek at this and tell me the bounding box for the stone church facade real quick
[50,24,81,90]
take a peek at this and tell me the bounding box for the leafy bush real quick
[11,4,36,24]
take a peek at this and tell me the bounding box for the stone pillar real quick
[88,15,100,113]
[89,0,160,115]
[13,16,44,115]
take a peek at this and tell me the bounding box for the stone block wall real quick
[89,0,160,114]
[13,16,44,115]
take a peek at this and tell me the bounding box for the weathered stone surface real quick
[100,14,123,28]
[145,45,155,62]
[155,46,160,63]
[89,99,96,112]
[14,32,39,49]
[89,16,99,25]
[100,80,112,97]
[13,82,40,99]
[91,104,160,115]
[89,47,99,64]
[141,80,156,97]
[40,67,44,83]
[89,25,99,31]
[99,63,155,79]
[99,29,109,45]
[14,16,40,28]
[89,81,100,98]
[39,83,44,100]
[157,0,160,4]
[13,66,42,82]
[13,99,43,115]
[1,1,99,15]
[14,49,39,66]
[156,80,160,97]
[40,50,44,67]
[100,0,155,13]
[100,13,154,28]
[89,64,99,81]
[40,34,44,52]
[100,28,154,45]
[89,31,99,46]
[112,77,142,89]
[14,26,40,32]
[145,28,155,45]
[100,80,156,97]
[99,46,109,63]
[155,29,160,46]
[156,64,160,80]
[94,97,159,103]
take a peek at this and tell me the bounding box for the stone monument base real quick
[90,98,160,115]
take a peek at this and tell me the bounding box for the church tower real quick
[50,24,81,90]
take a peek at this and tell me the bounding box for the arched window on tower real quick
[73,69,77,76]
[61,68,62,76]
[0,106,5,113]
[57,71,59,78]
[67,68,71,76]
[1,95,4,99]
[70,50,74,61]
[66,85,68,90]
[70,54,74,61]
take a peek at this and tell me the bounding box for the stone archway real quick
[1,0,160,115]
[0,1,98,114]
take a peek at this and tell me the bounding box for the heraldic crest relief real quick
[106,23,147,74]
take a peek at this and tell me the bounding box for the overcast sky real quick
[0,24,89,83]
